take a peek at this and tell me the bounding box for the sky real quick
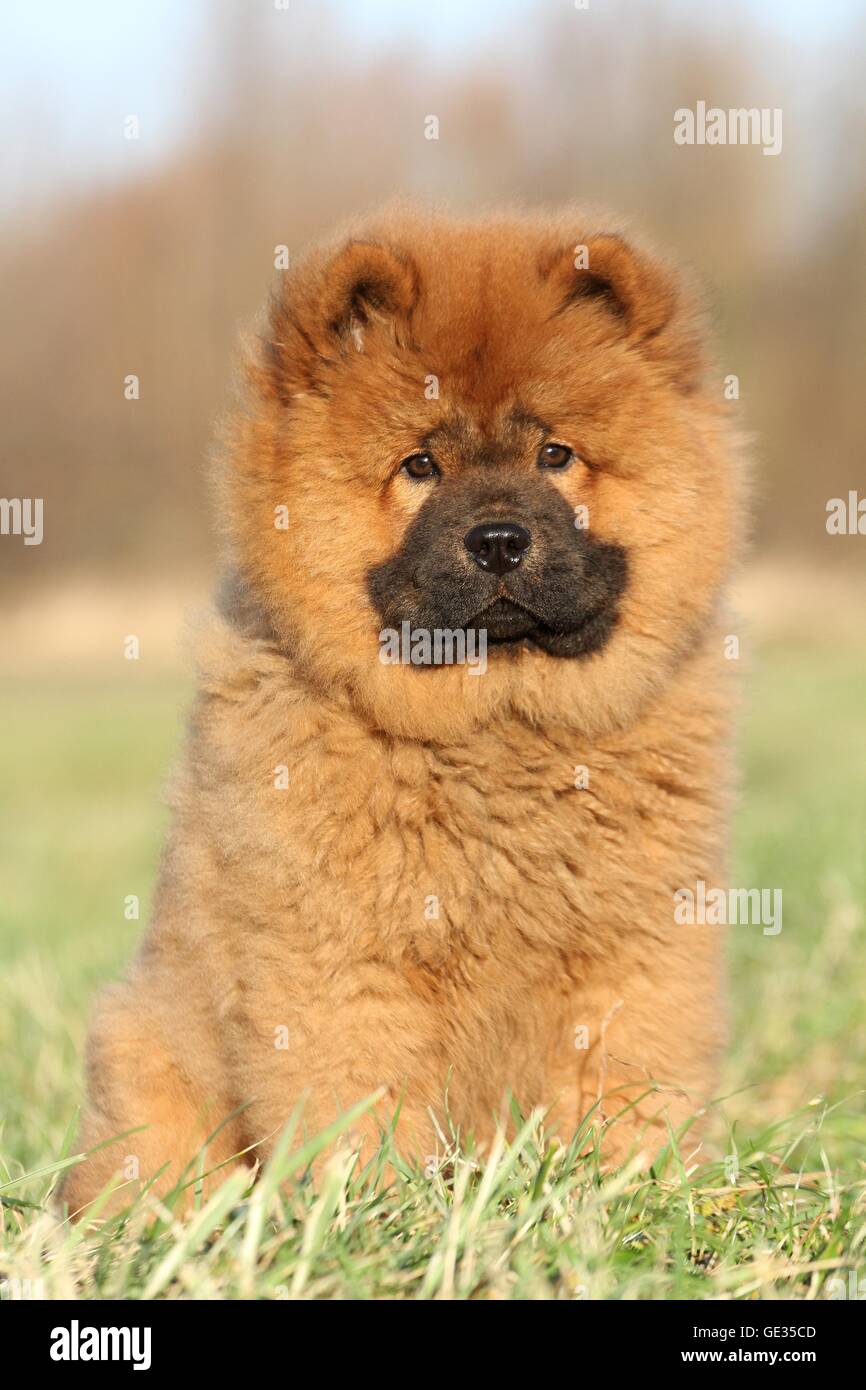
[1,0,862,213]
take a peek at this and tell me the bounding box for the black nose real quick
[464,522,532,575]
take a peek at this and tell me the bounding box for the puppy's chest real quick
[221,711,695,965]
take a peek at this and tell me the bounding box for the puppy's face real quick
[226,212,739,739]
[366,421,627,660]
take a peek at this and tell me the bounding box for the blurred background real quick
[1,1,864,1181]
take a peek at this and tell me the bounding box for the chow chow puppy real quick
[64,206,742,1215]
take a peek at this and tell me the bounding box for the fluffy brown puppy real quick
[64,207,743,1216]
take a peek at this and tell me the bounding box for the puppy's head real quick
[223,209,740,739]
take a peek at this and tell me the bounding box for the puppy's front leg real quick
[543,939,726,1168]
[233,972,448,1173]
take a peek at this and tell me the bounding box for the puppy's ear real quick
[261,240,419,402]
[316,240,419,350]
[539,233,703,391]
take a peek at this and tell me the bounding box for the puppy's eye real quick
[401,452,439,480]
[538,443,574,470]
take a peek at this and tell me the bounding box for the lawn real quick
[1,634,864,1300]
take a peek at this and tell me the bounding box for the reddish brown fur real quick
[64,206,743,1216]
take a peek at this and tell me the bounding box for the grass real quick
[1,634,865,1300]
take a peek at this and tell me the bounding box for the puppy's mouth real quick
[466,593,546,645]
[463,588,619,655]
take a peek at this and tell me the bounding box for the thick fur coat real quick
[64,207,742,1214]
